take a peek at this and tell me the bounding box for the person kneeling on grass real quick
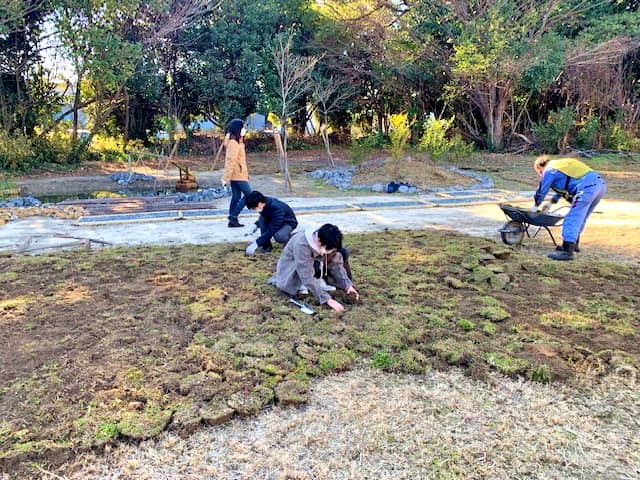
[268,223,359,313]
[244,190,298,255]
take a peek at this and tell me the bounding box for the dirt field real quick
[1,150,639,478]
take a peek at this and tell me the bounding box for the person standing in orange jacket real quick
[221,118,252,228]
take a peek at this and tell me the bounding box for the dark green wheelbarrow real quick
[498,203,568,246]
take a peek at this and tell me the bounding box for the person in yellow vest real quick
[533,155,606,260]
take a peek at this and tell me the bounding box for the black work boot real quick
[259,242,273,254]
[228,217,244,228]
[548,241,576,261]
[556,236,580,253]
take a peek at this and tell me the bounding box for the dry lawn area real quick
[64,368,639,479]
[1,229,639,478]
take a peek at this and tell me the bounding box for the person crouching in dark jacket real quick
[244,190,298,255]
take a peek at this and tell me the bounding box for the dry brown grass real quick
[350,157,477,190]
[61,368,639,479]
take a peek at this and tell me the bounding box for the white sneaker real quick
[298,286,309,295]
[318,279,336,292]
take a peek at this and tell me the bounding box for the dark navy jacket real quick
[255,197,298,247]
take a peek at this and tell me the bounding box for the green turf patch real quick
[0,228,638,475]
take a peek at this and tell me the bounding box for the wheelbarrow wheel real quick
[500,220,525,245]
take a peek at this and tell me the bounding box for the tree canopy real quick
[0,0,638,168]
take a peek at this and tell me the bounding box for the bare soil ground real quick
[1,229,639,478]
[1,149,639,478]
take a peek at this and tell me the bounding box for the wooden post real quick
[209,139,225,171]
[273,132,285,173]
[321,125,335,167]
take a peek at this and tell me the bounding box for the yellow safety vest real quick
[547,158,592,179]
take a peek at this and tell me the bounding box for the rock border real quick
[308,164,494,193]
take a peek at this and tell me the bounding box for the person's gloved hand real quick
[245,224,258,237]
[538,200,552,212]
[245,241,258,255]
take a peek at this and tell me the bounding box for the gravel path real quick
[62,368,639,480]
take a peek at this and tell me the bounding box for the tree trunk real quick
[490,108,504,151]
[72,68,84,141]
[280,114,293,192]
[123,89,130,145]
[476,83,511,151]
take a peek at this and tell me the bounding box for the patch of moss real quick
[117,404,172,440]
[481,321,497,336]
[123,368,146,388]
[528,364,552,383]
[227,385,274,416]
[0,271,18,282]
[487,352,529,375]
[540,310,598,330]
[372,349,395,370]
[430,339,473,365]
[0,295,32,313]
[397,349,430,374]
[317,348,357,373]
[538,276,560,287]
[95,422,120,442]
[478,296,510,322]
[457,318,476,331]
[274,379,309,406]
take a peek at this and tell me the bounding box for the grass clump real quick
[457,318,476,331]
[540,310,598,330]
[528,365,552,383]
[487,353,529,375]
[372,350,395,370]
[430,339,473,365]
[318,348,357,373]
[478,296,510,322]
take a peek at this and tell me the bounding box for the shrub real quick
[389,113,411,161]
[351,132,389,164]
[418,113,473,163]
[532,107,576,153]
[89,135,127,163]
[574,115,602,149]
[604,121,640,152]
[0,134,35,171]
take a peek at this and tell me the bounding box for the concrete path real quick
[3,189,638,261]
[1,189,532,253]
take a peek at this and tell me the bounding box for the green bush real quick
[532,107,576,153]
[574,115,601,149]
[604,122,640,152]
[0,134,35,171]
[89,135,128,163]
[418,113,473,163]
[389,113,411,161]
[0,131,98,171]
[351,132,389,164]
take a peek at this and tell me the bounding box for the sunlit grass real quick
[0,228,638,469]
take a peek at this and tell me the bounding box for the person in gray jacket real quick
[268,224,359,313]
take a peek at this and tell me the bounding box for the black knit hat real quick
[227,118,244,139]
